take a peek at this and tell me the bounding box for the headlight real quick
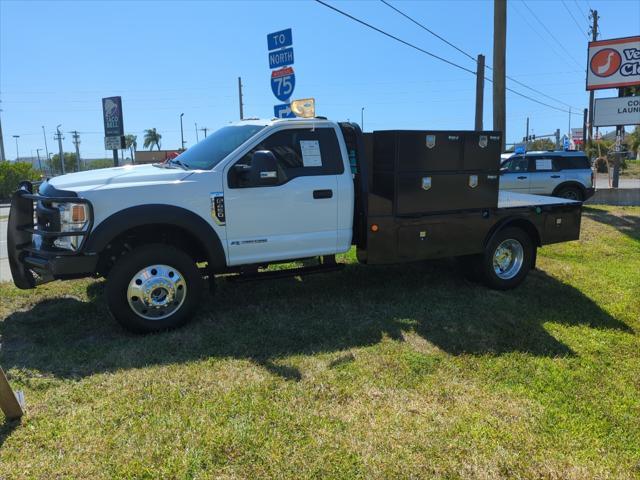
[51,202,90,251]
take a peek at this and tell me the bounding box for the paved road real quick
[1,217,10,282]
[595,174,640,189]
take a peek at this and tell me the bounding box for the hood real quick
[45,164,193,193]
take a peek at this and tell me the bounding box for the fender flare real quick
[84,204,226,271]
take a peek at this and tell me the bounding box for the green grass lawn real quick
[1,206,639,479]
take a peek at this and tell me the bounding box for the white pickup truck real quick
[8,118,583,332]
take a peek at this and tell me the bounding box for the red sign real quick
[587,36,640,90]
[271,66,294,79]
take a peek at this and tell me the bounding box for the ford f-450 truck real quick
[8,118,582,332]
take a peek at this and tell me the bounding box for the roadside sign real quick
[104,135,124,150]
[562,136,570,150]
[267,28,292,51]
[274,103,296,119]
[102,96,124,137]
[271,67,296,102]
[268,47,294,69]
[586,36,640,91]
[594,96,640,127]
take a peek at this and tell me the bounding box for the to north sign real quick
[268,47,294,69]
[267,28,292,51]
[271,67,295,102]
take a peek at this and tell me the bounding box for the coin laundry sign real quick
[586,36,640,90]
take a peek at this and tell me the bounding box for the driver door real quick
[223,126,343,266]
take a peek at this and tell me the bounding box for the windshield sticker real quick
[300,140,322,167]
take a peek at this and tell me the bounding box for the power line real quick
[317,0,582,116]
[520,0,585,70]
[314,0,477,75]
[379,0,581,110]
[379,0,476,62]
[561,0,589,40]
[573,0,589,23]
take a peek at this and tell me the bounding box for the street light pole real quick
[12,135,20,161]
[36,148,43,171]
[180,113,185,150]
[361,107,365,131]
[42,126,49,160]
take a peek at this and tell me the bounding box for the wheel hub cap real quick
[127,264,187,320]
[492,239,524,280]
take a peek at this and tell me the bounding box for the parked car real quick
[500,150,595,201]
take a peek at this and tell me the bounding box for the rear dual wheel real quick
[106,244,204,333]
[460,227,534,290]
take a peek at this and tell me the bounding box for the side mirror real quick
[250,150,280,185]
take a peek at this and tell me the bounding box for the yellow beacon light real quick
[290,98,315,118]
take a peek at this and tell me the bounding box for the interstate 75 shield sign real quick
[271,67,296,102]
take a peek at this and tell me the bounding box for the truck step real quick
[231,257,343,282]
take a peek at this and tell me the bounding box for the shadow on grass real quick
[0,259,632,382]
[583,206,640,241]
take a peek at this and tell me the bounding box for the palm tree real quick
[143,128,162,151]
[125,134,138,162]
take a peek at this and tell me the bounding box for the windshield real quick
[172,124,265,170]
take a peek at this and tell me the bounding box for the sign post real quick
[267,28,297,118]
[102,96,125,166]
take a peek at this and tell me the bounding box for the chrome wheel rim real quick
[493,239,524,280]
[127,264,187,320]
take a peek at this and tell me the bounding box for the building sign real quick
[587,36,640,90]
[102,96,124,137]
[594,96,640,127]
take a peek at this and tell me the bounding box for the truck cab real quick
[8,118,583,333]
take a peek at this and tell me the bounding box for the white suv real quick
[500,151,595,201]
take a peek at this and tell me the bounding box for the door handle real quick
[517,176,527,180]
[551,175,561,178]
[313,189,333,199]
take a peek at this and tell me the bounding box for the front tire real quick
[106,244,204,333]
[480,227,533,290]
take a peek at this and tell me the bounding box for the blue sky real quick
[1,0,638,160]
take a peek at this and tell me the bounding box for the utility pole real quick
[525,117,529,142]
[199,127,209,138]
[361,107,365,131]
[71,130,82,171]
[0,106,6,162]
[492,0,506,151]
[475,54,485,131]
[238,77,244,120]
[55,125,65,174]
[587,10,599,144]
[12,135,19,161]
[42,125,49,161]
[36,148,43,171]
[581,109,587,151]
[568,107,572,137]
[195,122,199,142]
[180,113,185,150]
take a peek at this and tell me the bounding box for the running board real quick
[231,257,343,282]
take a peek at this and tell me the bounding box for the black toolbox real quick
[367,130,502,216]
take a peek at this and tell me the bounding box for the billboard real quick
[102,96,124,137]
[586,36,640,90]
[594,96,640,127]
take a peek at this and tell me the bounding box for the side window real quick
[533,157,554,171]
[505,156,529,173]
[229,127,344,188]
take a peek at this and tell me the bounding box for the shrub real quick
[0,161,42,200]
